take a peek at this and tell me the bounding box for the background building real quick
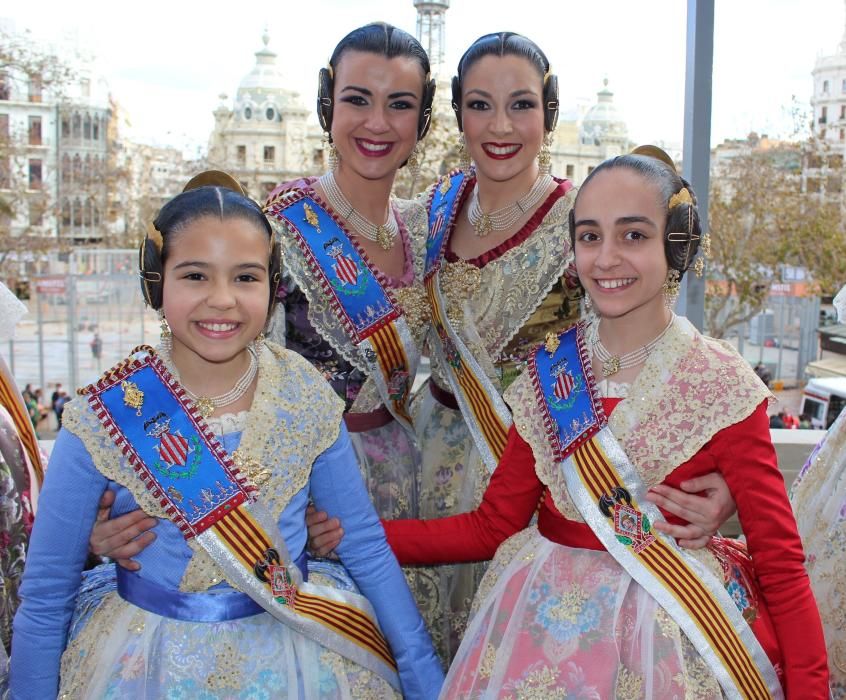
[414,0,450,77]
[122,142,202,242]
[0,44,59,246]
[0,21,125,270]
[804,11,846,201]
[56,63,116,244]
[207,32,325,198]
[549,79,633,184]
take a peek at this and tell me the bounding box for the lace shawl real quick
[62,342,344,590]
[506,317,773,521]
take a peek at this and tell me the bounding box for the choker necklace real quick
[161,345,259,419]
[590,315,675,378]
[319,172,399,250]
[467,173,554,237]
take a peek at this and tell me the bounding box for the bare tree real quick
[0,27,76,285]
[706,142,845,338]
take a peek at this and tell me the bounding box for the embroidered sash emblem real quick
[546,357,583,411]
[121,380,144,416]
[428,201,448,249]
[268,565,298,606]
[303,202,320,231]
[145,413,202,478]
[544,331,560,357]
[324,238,365,292]
[439,173,452,195]
[387,368,410,401]
[437,326,462,372]
[599,486,656,554]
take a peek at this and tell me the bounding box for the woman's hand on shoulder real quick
[646,472,736,549]
[90,488,158,570]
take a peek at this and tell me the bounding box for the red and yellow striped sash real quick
[425,275,509,464]
[0,365,44,485]
[572,436,774,699]
[368,323,412,425]
[213,504,396,671]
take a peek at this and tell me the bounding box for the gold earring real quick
[158,310,172,352]
[457,133,471,172]
[407,143,421,179]
[326,139,339,171]
[538,133,553,175]
[662,269,681,308]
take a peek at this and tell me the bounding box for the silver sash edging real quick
[561,426,783,699]
[428,271,512,473]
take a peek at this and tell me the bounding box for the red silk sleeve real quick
[706,401,828,697]
[383,425,544,565]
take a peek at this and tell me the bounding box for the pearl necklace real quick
[319,172,399,250]
[467,173,554,237]
[590,315,675,377]
[160,345,259,419]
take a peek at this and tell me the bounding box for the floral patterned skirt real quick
[411,381,490,664]
[791,409,846,699]
[59,564,398,699]
[442,527,728,699]
[348,417,420,521]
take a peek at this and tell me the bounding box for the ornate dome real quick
[234,31,300,116]
[579,79,628,146]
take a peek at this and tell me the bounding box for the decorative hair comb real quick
[668,188,693,210]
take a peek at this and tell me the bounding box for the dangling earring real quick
[457,133,471,172]
[407,143,421,179]
[326,138,339,171]
[694,231,712,278]
[583,292,593,312]
[538,132,553,175]
[253,331,266,350]
[662,269,681,308]
[158,310,172,352]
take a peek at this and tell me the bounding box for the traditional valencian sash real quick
[0,357,44,485]
[80,348,400,689]
[265,191,417,433]
[529,325,783,700]
[423,171,512,472]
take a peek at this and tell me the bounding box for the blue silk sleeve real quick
[309,425,444,699]
[10,429,107,699]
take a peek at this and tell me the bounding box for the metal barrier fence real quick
[7,250,159,396]
[713,293,822,384]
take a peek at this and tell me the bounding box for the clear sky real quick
[4,0,843,155]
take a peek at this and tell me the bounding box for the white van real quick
[801,377,846,429]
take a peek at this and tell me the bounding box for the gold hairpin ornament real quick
[146,222,164,252]
[668,188,693,210]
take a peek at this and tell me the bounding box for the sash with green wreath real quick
[423,171,512,472]
[265,191,418,432]
[528,324,783,699]
[80,347,400,689]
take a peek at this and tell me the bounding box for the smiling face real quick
[161,215,271,371]
[330,50,424,183]
[460,54,546,185]
[573,168,670,323]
